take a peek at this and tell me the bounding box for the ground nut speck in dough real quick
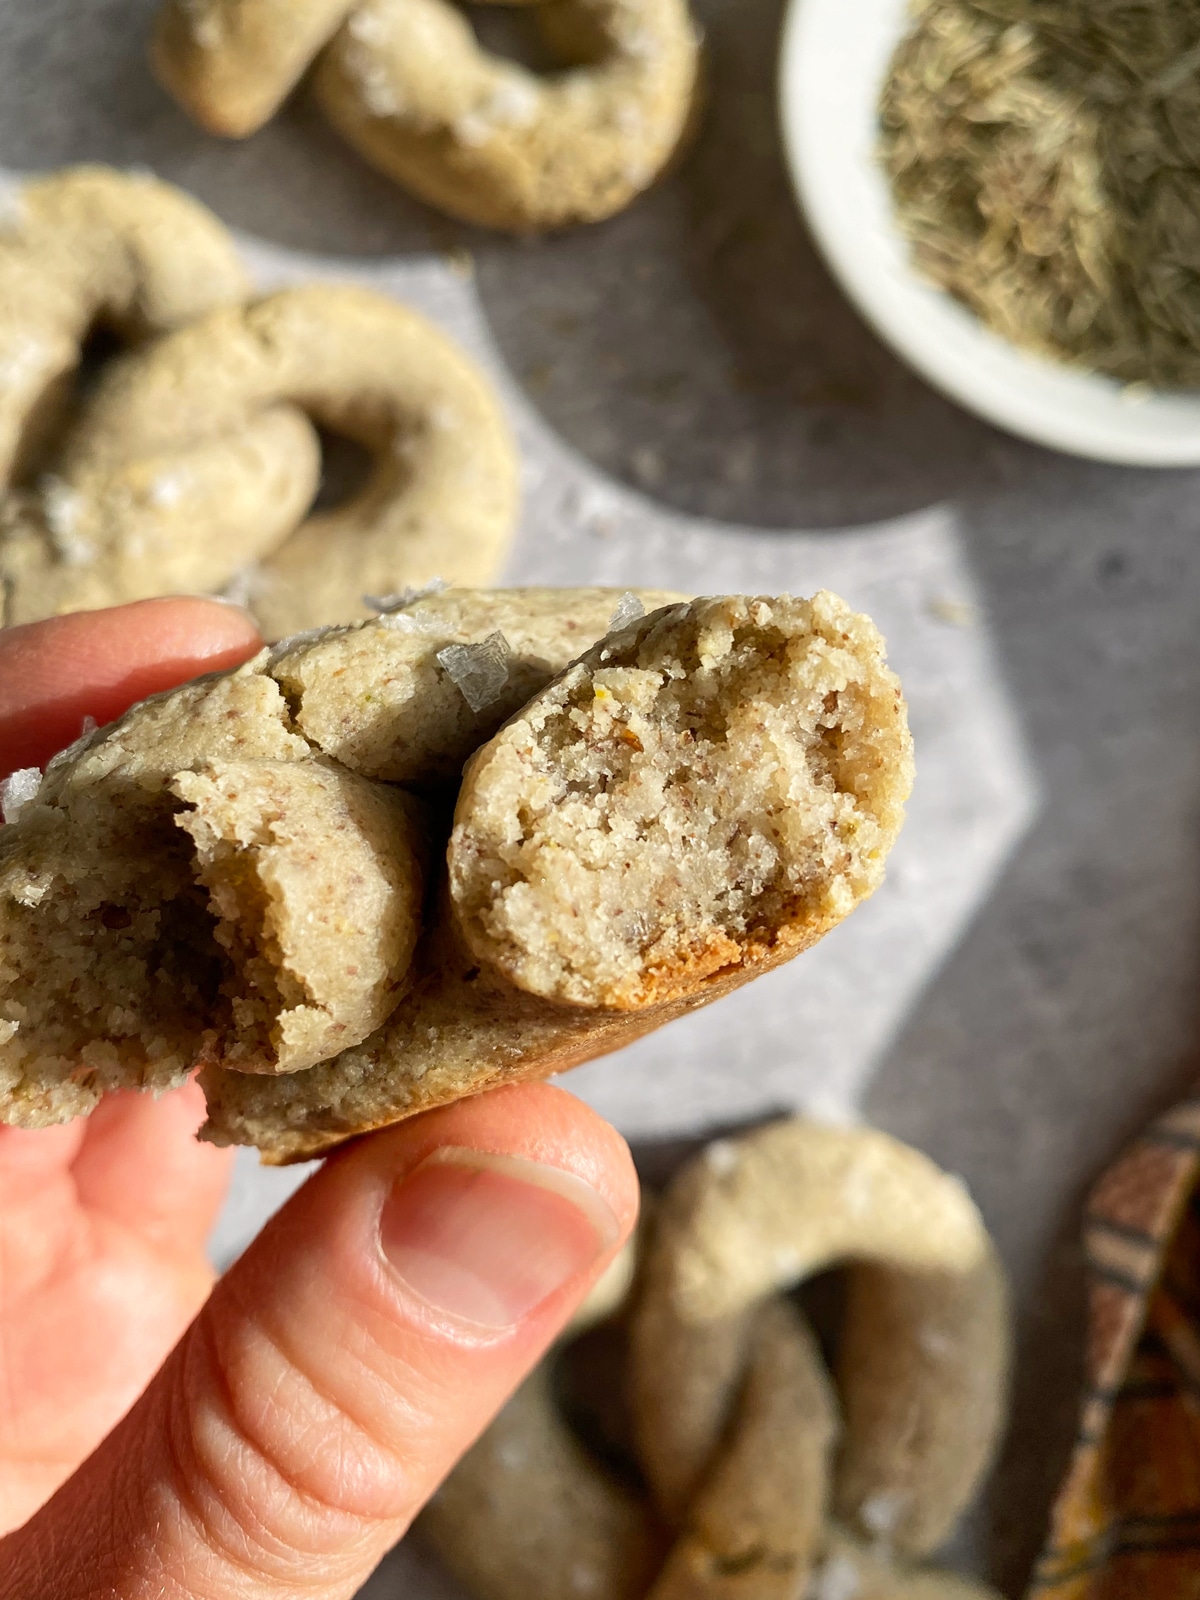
[152,0,703,233]
[0,590,913,1161]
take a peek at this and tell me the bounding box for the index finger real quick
[0,598,263,780]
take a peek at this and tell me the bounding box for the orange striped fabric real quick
[1030,1097,1200,1599]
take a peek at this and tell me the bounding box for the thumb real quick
[3,1082,637,1600]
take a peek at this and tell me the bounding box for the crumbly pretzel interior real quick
[0,589,913,1155]
[451,595,910,1008]
[0,589,680,1125]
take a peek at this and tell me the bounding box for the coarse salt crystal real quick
[704,1138,739,1175]
[811,1553,862,1600]
[859,1489,905,1538]
[180,0,224,49]
[437,630,513,713]
[365,578,449,614]
[607,591,645,633]
[1,766,41,825]
[41,477,95,565]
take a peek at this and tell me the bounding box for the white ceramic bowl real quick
[778,0,1200,466]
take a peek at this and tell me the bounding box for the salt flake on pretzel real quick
[152,0,703,232]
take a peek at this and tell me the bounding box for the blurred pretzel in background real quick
[0,169,519,637]
[152,0,704,232]
[425,1120,1012,1600]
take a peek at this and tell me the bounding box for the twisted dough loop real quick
[0,165,248,494]
[0,280,518,636]
[153,0,702,232]
[631,1123,1010,1562]
[423,1121,1010,1600]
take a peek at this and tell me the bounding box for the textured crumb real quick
[0,588,682,1129]
[0,661,424,1123]
[270,586,687,784]
[0,588,913,1160]
[449,593,913,1009]
[172,759,425,1073]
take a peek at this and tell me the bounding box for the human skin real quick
[0,598,639,1599]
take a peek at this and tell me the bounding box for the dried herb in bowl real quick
[880,0,1200,388]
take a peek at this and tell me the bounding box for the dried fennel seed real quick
[881,0,1200,387]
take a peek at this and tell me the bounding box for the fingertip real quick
[0,598,263,777]
[337,1081,641,1242]
[72,1082,234,1256]
[109,596,263,664]
[14,1086,638,1600]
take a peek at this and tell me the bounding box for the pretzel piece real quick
[0,590,912,1160]
[834,1252,1010,1557]
[0,588,675,1123]
[0,166,250,486]
[422,1360,662,1600]
[204,593,912,1161]
[171,760,426,1074]
[314,0,703,231]
[153,0,703,232]
[646,1299,838,1600]
[152,0,356,137]
[1,283,518,634]
[811,1531,1001,1600]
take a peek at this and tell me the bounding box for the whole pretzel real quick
[152,0,703,232]
[0,166,249,496]
[0,281,518,636]
[422,1121,1010,1600]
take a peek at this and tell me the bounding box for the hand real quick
[0,598,261,1528]
[0,601,639,1599]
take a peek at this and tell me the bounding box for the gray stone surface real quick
[4,1,1199,1594]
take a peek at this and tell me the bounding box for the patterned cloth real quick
[1030,1097,1200,1598]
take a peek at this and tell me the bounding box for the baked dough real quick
[152,0,703,233]
[0,589,913,1161]
[423,1120,1009,1600]
[0,165,248,489]
[630,1121,1011,1560]
[1,283,518,636]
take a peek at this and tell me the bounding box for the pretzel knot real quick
[423,1122,1011,1600]
[0,176,518,635]
[152,0,703,233]
[0,167,248,493]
